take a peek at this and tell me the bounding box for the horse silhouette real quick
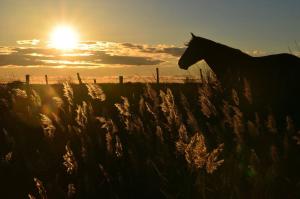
[178,33,300,120]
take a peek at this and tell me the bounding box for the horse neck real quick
[200,40,251,80]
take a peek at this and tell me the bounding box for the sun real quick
[49,26,79,50]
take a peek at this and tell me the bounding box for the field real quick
[1,81,300,198]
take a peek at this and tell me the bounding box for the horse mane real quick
[213,41,251,58]
[188,36,251,58]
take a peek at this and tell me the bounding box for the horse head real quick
[178,33,205,70]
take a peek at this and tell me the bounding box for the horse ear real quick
[191,32,196,38]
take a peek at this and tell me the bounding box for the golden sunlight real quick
[49,26,79,50]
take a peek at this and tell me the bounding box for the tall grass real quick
[0,81,300,198]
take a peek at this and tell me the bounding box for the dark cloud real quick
[16,39,40,45]
[0,52,45,66]
[15,47,61,55]
[94,54,162,65]
[79,41,98,45]
[142,47,186,57]
[161,47,186,57]
[122,43,144,50]
[121,42,186,57]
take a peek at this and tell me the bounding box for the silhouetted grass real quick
[0,82,300,198]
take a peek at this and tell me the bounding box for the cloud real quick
[16,39,40,45]
[121,42,186,57]
[0,47,15,55]
[146,47,186,57]
[93,52,163,65]
[245,50,267,56]
[0,51,94,67]
[0,52,45,66]
[294,51,300,57]
[0,45,163,67]
[122,43,144,50]
[0,40,187,68]
[79,41,98,45]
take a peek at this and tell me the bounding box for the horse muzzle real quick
[178,59,188,70]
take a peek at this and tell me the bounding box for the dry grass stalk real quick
[98,117,122,157]
[106,132,113,154]
[4,151,13,162]
[145,102,157,120]
[199,94,216,118]
[156,125,164,142]
[97,117,118,134]
[181,93,199,131]
[185,133,208,169]
[133,116,145,133]
[178,124,188,143]
[29,89,42,107]
[86,83,106,101]
[270,144,279,163]
[145,84,157,101]
[232,106,244,140]
[160,89,180,125]
[75,101,88,129]
[206,143,224,174]
[266,114,277,134]
[63,144,78,174]
[176,124,189,154]
[232,89,239,106]
[222,100,232,127]
[138,96,145,115]
[179,130,225,173]
[12,88,28,98]
[115,96,130,117]
[28,194,36,199]
[67,184,76,198]
[115,135,123,158]
[97,117,118,154]
[52,97,63,108]
[292,131,300,145]
[243,78,252,104]
[247,120,259,137]
[286,116,294,133]
[34,177,47,199]
[115,96,131,130]
[63,82,74,106]
[198,84,219,118]
[176,139,187,154]
[40,114,56,139]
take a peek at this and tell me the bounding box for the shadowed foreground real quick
[0,82,300,198]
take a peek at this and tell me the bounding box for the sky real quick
[0,0,299,82]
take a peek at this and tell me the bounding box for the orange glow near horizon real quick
[49,26,79,50]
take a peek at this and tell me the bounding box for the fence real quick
[10,68,213,85]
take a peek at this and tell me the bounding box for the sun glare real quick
[50,26,79,50]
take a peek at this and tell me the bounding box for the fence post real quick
[45,75,48,85]
[119,76,123,84]
[185,76,189,83]
[207,71,211,84]
[25,74,30,85]
[156,68,160,85]
[77,73,82,84]
[199,69,204,84]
